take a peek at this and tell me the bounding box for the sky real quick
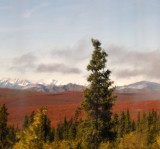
[0,0,160,85]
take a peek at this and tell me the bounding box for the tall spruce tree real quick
[0,104,9,149]
[81,39,116,148]
[23,115,29,129]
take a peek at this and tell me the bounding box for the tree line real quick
[1,104,160,148]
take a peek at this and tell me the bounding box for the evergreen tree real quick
[63,116,68,140]
[112,113,119,138]
[23,115,29,129]
[14,107,53,149]
[0,104,9,149]
[69,122,76,140]
[55,123,63,141]
[137,112,141,131]
[125,110,131,133]
[119,111,126,137]
[146,110,157,147]
[7,125,17,147]
[131,120,136,131]
[0,105,17,149]
[55,116,77,141]
[29,110,35,124]
[81,39,116,148]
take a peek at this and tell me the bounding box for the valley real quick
[0,88,160,128]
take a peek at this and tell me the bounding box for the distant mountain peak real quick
[1,78,159,93]
[34,79,64,86]
[116,81,160,93]
[0,78,84,93]
[0,78,31,88]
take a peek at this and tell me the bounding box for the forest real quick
[0,39,160,149]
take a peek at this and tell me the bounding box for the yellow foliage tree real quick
[13,107,47,149]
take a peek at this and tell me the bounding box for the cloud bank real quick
[9,43,160,83]
[10,53,81,75]
[37,63,81,74]
[107,45,160,80]
[10,53,36,72]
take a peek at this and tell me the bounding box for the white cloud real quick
[37,63,81,74]
[107,45,160,81]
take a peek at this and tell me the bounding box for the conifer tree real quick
[112,113,119,139]
[131,120,136,131]
[29,111,35,124]
[69,122,76,140]
[0,104,9,149]
[23,115,29,129]
[125,110,131,133]
[55,123,63,141]
[81,39,116,148]
[137,112,141,131]
[7,126,17,147]
[14,107,53,149]
[0,104,17,148]
[63,116,68,140]
[119,111,126,137]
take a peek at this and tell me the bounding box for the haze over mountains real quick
[0,79,160,93]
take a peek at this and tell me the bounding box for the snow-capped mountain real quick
[0,78,31,89]
[0,79,159,93]
[33,79,64,86]
[0,78,84,93]
[116,81,160,93]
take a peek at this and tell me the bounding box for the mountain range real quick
[0,78,84,93]
[0,79,160,93]
[116,81,160,93]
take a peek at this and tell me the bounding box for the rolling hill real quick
[0,88,160,128]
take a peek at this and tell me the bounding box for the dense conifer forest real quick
[1,39,160,149]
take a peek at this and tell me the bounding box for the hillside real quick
[0,89,82,127]
[0,88,160,128]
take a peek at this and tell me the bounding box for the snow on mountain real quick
[34,79,64,86]
[0,78,83,93]
[116,81,160,93]
[0,78,32,89]
[1,78,159,93]
[0,78,52,90]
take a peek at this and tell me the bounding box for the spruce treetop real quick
[91,38,101,48]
